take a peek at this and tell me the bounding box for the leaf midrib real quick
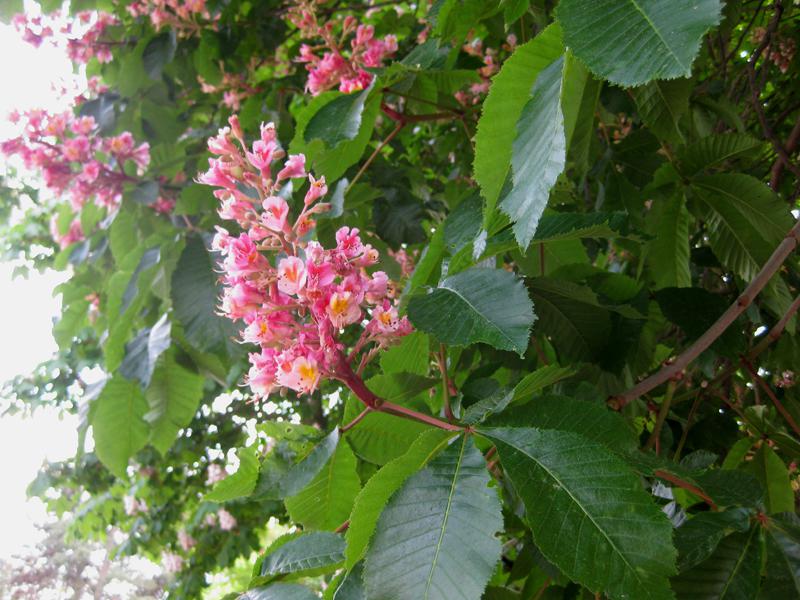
[490,433,648,594]
[423,435,466,599]
[628,0,688,71]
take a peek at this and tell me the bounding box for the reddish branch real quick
[741,359,800,437]
[770,113,800,189]
[613,219,800,409]
[654,470,719,511]
[334,353,462,432]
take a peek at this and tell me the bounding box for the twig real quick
[742,359,800,436]
[645,380,677,452]
[770,113,800,189]
[654,470,719,511]
[673,394,702,461]
[346,122,404,193]
[334,519,350,533]
[613,219,800,409]
[340,406,371,433]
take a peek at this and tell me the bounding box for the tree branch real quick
[742,359,800,437]
[613,219,800,409]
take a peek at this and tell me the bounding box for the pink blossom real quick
[178,530,196,552]
[163,552,183,573]
[223,233,268,278]
[206,463,227,485]
[303,174,327,206]
[276,353,321,394]
[217,508,237,531]
[277,256,307,295]
[277,154,306,181]
[262,196,290,232]
[326,291,361,329]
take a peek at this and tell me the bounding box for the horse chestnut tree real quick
[1,1,799,599]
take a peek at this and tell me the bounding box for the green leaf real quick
[674,509,752,572]
[91,376,149,479]
[290,91,380,182]
[119,314,172,388]
[631,79,693,145]
[671,527,762,599]
[363,435,502,600]
[501,55,567,247]
[646,194,692,289]
[109,205,138,265]
[144,353,204,454]
[677,133,764,175]
[379,332,430,376]
[0,0,23,22]
[748,445,794,514]
[481,427,676,599]
[485,396,639,455]
[692,174,794,282]
[333,563,366,600]
[241,584,319,600]
[280,429,341,498]
[171,236,237,354]
[304,83,375,147]
[511,365,576,404]
[763,513,800,596]
[407,267,536,355]
[474,24,564,223]
[261,531,345,579]
[345,430,455,569]
[285,440,361,530]
[206,447,259,503]
[526,278,612,362]
[557,0,723,87]
[532,211,631,243]
[142,31,177,79]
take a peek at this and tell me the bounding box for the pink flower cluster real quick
[289,2,397,95]
[2,109,150,211]
[13,10,118,64]
[127,0,215,36]
[455,35,516,106]
[1,109,154,247]
[200,117,411,399]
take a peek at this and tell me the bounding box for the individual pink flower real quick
[303,174,327,206]
[198,158,237,189]
[217,508,237,531]
[335,226,363,258]
[262,196,290,231]
[221,281,264,320]
[277,256,307,295]
[206,463,226,485]
[277,354,321,394]
[223,233,268,278]
[326,291,361,329]
[178,530,196,552]
[277,154,306,181]
[163,552,183,573]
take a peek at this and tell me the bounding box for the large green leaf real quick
[481,427,676,599]
[407,267,536,355]
[474,24,564,222]
[748,445,794,514]
[379,332,430,376]
[171,236,237,354]
[557,0,723,87]
[144,353,204,454]
[285,440,361,530]
[510,365,576,404]
[526,278,612,362]
[532,211,632,243]
[241,584,319,600]
[260,531,345,579]
[280,429,341,498]
[119,314,172,388]
[485,396,639,455]
[363,435,502,600]
[673,509,752,572]
[646,194,692,289]
[631,79,693,145]
[290,91,380,182]
[671,527,762,599]
[91,376,149,479]
[304,84,375,147]
[333,563,366,600]
[206,447,259,503]
[501,56,567,247]
[762,513,800,597]
[677,134,764,175]
[692,174,794,282]
[345,430,455,569]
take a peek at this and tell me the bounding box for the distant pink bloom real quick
[217,508,237,531]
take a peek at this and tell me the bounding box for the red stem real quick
[741,359,800,437]
[654,470,719,511]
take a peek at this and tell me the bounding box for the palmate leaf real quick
[480,427,676,600]
[345,430,455,569]
[407,267,536,356]
[501,56,567,247]
[363,435,502,600]
[671,527,762,599]
[557,0,723,87]
[473,24,564,222]
[285,439,361,530]
[677,133,764,175]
